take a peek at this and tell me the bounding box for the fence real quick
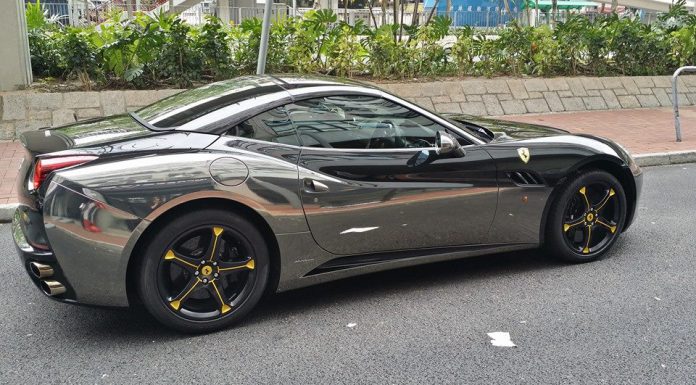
[28,1,663,28]
[29,1,290,26]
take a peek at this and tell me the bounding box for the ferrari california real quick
[12,75,642,332]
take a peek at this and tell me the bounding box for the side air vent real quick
[508,171,545,186]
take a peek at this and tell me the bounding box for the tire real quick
[137,208,269,333]
[545,169,627,263]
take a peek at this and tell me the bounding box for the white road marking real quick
[487,332,517,347]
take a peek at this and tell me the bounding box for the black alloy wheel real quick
[138,209,269,333]
[546,170,627,262]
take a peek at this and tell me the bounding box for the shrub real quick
[61,27,100,89]
[25,6,696,88]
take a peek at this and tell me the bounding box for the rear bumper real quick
[12,206,79,304]
[12,182,146,308]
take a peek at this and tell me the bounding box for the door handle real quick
[303,178,330,193]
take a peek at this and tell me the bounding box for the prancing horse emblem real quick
[517,147,530,164]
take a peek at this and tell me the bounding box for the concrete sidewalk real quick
[0,140,21,205]
[1,106,695,217]
[502,106,696,154]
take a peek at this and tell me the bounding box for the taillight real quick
[33,155,97,190]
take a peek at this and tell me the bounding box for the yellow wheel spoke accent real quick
[564,218,584,232]
[210,281,232,314]
[169,278,201,311]
[578,187,591,211]
[595,188,616,211]
[582,225,592,254]
[208,226,224,261]
[164,250,198,269]
[597,219,617,233]
[219,259,255,272]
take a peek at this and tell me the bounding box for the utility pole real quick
[256,0,274,74]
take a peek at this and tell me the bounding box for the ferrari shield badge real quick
[517,147,530,164]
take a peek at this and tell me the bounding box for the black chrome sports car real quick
[12,75,642,332]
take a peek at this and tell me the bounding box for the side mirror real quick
[435,131,466,158]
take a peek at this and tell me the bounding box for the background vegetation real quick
[25,0,696,89]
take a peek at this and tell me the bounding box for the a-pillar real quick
[0,0,32,91]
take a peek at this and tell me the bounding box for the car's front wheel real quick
[546,170,627,263]
[138,208,269,333]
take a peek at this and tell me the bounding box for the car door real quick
[288,91,499,256]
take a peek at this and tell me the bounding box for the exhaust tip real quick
[29,262,54,279]
[40,280,66,296]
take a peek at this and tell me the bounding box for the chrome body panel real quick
[11,75,643,308]
[297,147,498,255]
[42,183,141,306]
[37,138,307,306]
[277,241,537,292]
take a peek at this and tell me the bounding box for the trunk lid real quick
[19,114,153,155]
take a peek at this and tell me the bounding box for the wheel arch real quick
[539,156,637,245]
[124,197,281,306]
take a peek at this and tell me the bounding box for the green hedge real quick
[26,0,696,89]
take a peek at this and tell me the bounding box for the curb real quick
[634,150,696,167]
[0,151,694,224]
[0,203,18,224]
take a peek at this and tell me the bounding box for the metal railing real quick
[672,66,696,142]
[323,9,522,28]
[29,1,291,26]
[26,2,666,28]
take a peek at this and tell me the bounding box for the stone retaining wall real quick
[2,76,695,140]
[379,76,696,116]
[0,89,183,140]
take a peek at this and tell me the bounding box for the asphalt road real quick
[1,164,695,384]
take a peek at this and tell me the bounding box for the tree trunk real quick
[425,0,439,25]
[367,0,378,28]
[381,0,387,25]
[611,0,618,13]
[551,0,557,24]
[411,0,420,26]
[344,0,349,22]
[398,0,405,41]
[393,0,399,40]
[446,0,451,19]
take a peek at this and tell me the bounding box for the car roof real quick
[270,74,378,91]
[134,75,379,132]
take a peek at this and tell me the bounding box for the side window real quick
[226,106,300,146]
[285,95,449,149]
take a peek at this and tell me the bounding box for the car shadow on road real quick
[247,248,570,324]
[55,248,575,341]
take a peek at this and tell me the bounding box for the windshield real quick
[442,116,493,142]
[131,76,285,132]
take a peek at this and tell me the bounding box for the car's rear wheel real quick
[138,209,269,333]
[546,170,627,263]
